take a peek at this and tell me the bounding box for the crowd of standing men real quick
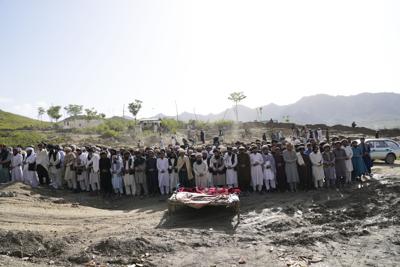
[0,134,373,197]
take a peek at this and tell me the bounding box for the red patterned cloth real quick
[177,187,241,195]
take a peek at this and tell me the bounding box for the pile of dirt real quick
[0,230,67,258]
[77,237,173,266]
[90,236,172,257]
[270,179,400,248]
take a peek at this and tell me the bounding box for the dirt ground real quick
[0,162,400,267]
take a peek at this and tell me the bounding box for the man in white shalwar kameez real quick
[111,153,123,195]
[23,147,39,187]
[11,148,23,182]
[341,139,354,184]
[36,143,49,185]
[56,146,65,184]
[309,146,325,189]
[122,151,136,195]
[87,148,101,193]
[157,151,170,195]
[193,153,209,188]
[48,146,62,189]
[64,147,77,190]
[224,147,238,187]
[250,147,264,192]
[75,148,88,191]
[261,146,276,191]
[168,153,178,193]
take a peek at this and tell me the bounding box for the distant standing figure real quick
[325,129,330,143]
[317,128,323,142]
[200,130,205,144]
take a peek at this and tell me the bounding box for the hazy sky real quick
[0,0,399,120]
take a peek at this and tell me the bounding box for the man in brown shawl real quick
[236,146,251,193]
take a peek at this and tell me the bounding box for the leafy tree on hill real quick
[37,107,45,121]
[128,99,142,123]
[47,106,62,122]
[64,104,83,118]
[228,91,246,122]
[85,108,99,121]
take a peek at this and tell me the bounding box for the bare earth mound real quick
[0,163,399,266]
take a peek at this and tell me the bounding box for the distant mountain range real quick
[153,92,400,129]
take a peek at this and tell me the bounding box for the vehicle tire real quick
[385,153,396,164]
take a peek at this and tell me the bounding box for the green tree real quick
[128,99,143,123]
[64,104,83,118]
[85,108,98,121]
[37,107,45,121]
[228,91,246,122]
[47,106,62,122]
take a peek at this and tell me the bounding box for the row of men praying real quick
[0,137,372,196]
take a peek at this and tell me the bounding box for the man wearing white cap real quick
[23,147,39,187]
[36,143,49,185]
[250,146,264,192]
[87,147,101,194]
[64,146,77,190]
[157,150,170,195]
[224,147,238,188]
[75,148,88,191]
[193,153,208,188]
[11,148,23,182]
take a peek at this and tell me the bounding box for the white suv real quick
[364,139,400,164]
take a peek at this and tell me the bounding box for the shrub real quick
[213,119,234,129]
[161,119,185,133]
[101,129,119,138]
[0,131,45,147]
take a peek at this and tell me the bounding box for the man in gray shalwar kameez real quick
[333,141,347,187]
[282,143,299,192]
[322,144,336,188]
